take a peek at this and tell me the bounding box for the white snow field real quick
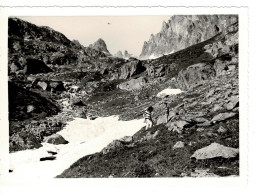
[9,116,145,179]
[156,88,183,98]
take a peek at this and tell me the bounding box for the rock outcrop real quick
[119,60,145,79]
[44,134,69,145]
[191,143,239,160]
[140,15,238,59]
[118,77,147,91]
[176,63,216,90]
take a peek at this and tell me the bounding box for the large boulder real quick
[191,143,239,160]
[37,81,49,91]
[173,141,185,149]
[176,63,216,90]
[156,115,167,125]
[119,60,146,79]
[101,140,124,154]
[166,120,190,133]
[24,58,53,75]
[211,112,237,122]
[118,77,147,91]
[43,134,69,145]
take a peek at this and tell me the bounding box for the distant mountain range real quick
[113,50,134,59]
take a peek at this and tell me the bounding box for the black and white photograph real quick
[0,3,254,194]
[6,14,240,179]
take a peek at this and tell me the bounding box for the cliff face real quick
[139,15,238,59]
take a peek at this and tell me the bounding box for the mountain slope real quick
[140,15,238,59]
[57,22,239,178]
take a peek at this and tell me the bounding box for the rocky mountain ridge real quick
[114,50,133,59]
[8,17,109,72]
[140,15,238,59]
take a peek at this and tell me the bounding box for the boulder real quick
[43,134,69,145]
[27,105,35,113]
[196,121,212,127]
[212,104,223,112]
[143,130,160,141]
[49,81,66,91]
[211,112,236,122]
[101,140,124,154]
[225,95,239,110]
[191,142,239,160]
[119,60,145,79]
[10,62,23,73]
[193,117,209,123]
[24,58,53,75]
[173,141,185,149]
[213,59,228,76]
[118,77,147,91]
[119,136,133,143]
[40,156,56,161]
[166,120,190,133]
[37,81,48,91]
[156,115,168,125]
[176,63,216,90]
[217,125,228,133]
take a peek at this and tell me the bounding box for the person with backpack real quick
[143,106,154,130]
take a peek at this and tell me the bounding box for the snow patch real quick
[157,88,183,97]
[9,116,145,179]
[148,54,161,59]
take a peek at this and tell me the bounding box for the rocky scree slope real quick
[140,15,238,59]
[57,22,239,178]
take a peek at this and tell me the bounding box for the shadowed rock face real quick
[140,15,238,59]
[25,58,53,75]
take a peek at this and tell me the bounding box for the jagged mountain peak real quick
[89,38,110,55]
[139,15,238,60]
[113,50,133,59]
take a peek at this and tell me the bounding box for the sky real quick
[18,16,171,57]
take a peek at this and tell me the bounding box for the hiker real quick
[143,106,154,130]
[164,102,169,123]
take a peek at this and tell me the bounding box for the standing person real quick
[164,102,169,123]
[143,106,154,130]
